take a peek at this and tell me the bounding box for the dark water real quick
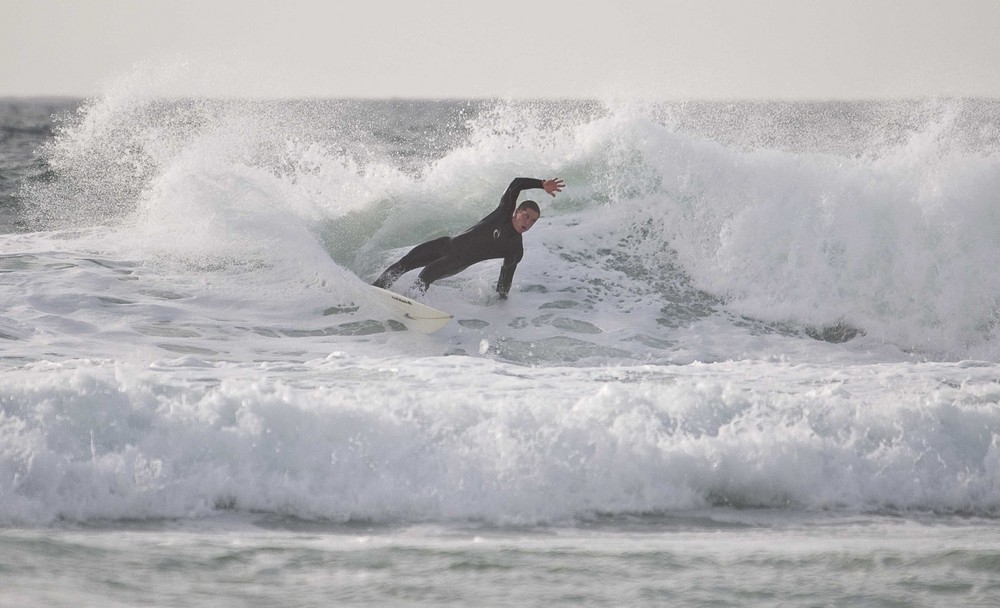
[0,98,79,232]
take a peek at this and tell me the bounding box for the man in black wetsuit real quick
[372,177,565,299]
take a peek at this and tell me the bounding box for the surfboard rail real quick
[367,285,453,333]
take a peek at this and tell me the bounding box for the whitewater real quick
[2,85,1000,605]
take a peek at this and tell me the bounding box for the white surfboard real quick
[367,285,453,333]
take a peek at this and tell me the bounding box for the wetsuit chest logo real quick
[493,228,501,240]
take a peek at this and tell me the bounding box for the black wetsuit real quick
[373,177,545,297]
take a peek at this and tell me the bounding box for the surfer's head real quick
[513,201,541,233]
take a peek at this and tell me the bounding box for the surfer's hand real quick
[543,178,564,196]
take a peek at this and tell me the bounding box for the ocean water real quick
[2,88,1000,606]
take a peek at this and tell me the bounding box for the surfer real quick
[373,177,564,299]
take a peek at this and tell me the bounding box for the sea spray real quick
[16,91,1000,358]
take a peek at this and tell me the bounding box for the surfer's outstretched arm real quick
[542,178,564,196]
[499,177,563,210]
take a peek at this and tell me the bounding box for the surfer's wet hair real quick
[517,200,540,216]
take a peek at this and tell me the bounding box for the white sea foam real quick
[2,355,999,525]
[4,87,1000,525]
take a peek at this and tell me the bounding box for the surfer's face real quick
[513,209,540,233]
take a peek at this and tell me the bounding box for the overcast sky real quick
[4,0,1000,100]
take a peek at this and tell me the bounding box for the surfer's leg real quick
[416,256,471,290]
[410,277,429,297]
[372,237,452,288]
[372,265,405,289]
